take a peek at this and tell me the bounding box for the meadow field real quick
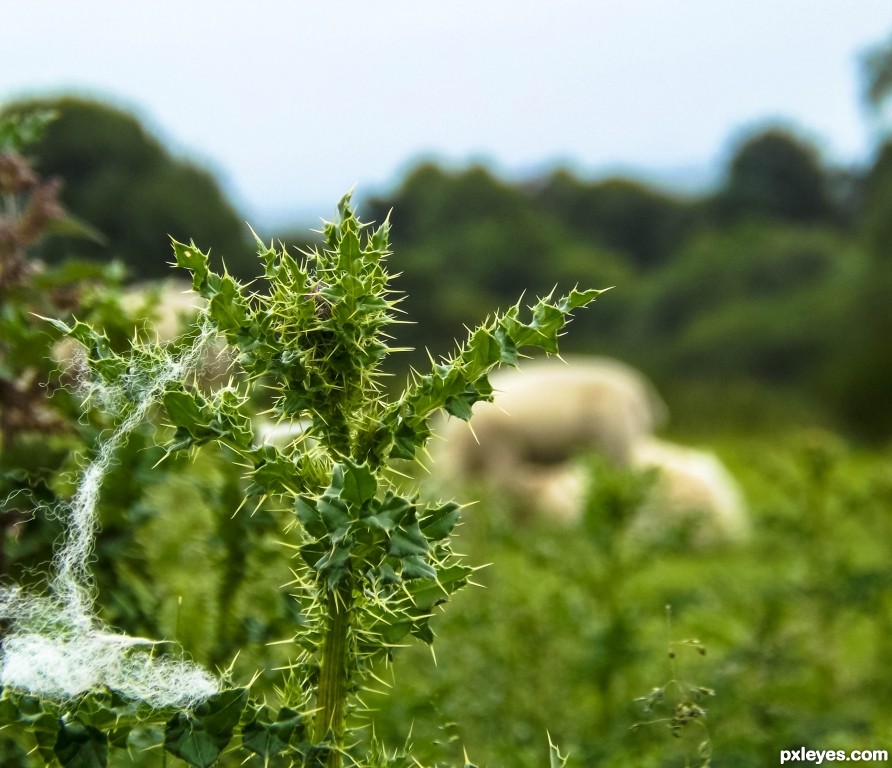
[2,83,892,766]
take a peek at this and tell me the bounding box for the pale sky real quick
[3,1,891,226]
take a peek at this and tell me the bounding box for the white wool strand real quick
[0,318,221,707]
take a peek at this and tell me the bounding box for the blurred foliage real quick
[5,90,892,437]
[711,129,838,226]
[3,44,892,764]
[627,223,858,383]
[361,127,892,439]
[367,433,892,767]
[529,171,700,270]
[863,33,892,111]
[0,98,255,281]
[1,109,117,588]
[821,139,892,439]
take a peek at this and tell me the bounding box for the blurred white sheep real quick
[435,356,667,477]
[53,280,231,383]
[430,356,749,547]
[118,280,206,340]
[626,436,750,546]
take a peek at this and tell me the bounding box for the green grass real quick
[364,431,892,767]
[7,427,888,767]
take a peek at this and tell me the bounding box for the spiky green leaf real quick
[54,721,108,768]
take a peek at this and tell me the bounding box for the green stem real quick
[314,580,352,768]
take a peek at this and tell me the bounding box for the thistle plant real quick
[0,194,600,767]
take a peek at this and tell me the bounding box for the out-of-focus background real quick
[3,3,892,766]
[4,1,892,436]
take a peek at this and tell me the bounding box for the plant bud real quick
[311,281,331,320]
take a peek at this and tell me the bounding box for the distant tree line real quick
[3,85,892,438]
[364,127,892,439]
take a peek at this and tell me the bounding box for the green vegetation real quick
[6,89,892,436]
[363,145,886,438]
[5,98,256,280]
[2,32,892,768]
[370,434,892,767]
[1,116,599,766]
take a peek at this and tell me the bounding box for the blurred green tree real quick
[817,31,892,438]
[365,163,630,363]
[713,128,838,225]
[363,137,885,436]
[629,223,856,389]
[863,33,892,112]
[862,141,892,252]
[530,169,700,270]
[821,140,892,438]
[1,97,254,280]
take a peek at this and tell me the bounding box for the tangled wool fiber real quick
[0,610,218,709]
[0,319,221,708]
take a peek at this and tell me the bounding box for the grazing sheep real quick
[512,442,750,547]
[627,436,750,547]
[430,357,749,547]
[118,280,206,340]
[433,356,667,481]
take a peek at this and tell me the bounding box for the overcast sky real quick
[3,1,891,226]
